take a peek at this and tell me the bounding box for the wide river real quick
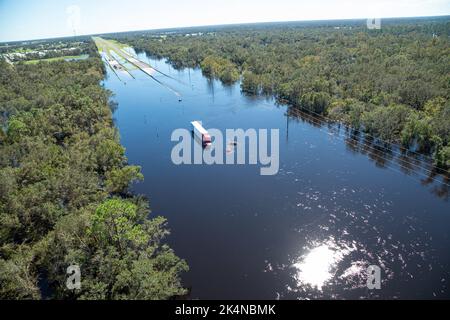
[103,50,450,299]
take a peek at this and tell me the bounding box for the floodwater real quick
[102,49,450,299]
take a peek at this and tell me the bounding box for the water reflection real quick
[292,238,356,291]
[286,106,450,200]
[293,244,340,290]
[107,52,450,299]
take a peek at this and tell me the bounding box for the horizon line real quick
[1,13,449,44]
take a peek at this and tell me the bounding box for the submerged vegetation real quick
[0,16,448,300]
[122,17,450,168]
[0,42,187,299]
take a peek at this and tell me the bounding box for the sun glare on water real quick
[293,239,356,290]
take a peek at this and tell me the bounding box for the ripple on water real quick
[265,184,444,299]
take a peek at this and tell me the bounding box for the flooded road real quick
[103,49,450,299]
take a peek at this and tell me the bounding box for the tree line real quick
[120,18,450,169]
[0,42,188,299]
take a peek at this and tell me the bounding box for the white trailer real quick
[191,121,212,146]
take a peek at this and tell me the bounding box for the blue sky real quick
[1,0,449,42]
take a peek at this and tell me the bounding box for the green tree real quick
[105,166,144,194]
[362,104,411,142]
[89,198,148,249]
[0,248,40,299]
[0,42,188,300]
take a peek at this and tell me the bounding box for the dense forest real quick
[0,43,187,299]
[119,18,450,169]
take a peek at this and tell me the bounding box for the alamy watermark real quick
[367,265,381,289]
[66,5,81,36]
[66,264,81,290]
[367,18,381,30]
[171,128,280,176]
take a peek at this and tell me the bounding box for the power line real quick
[290,109,450,187]
[287,107,443,177]
[276,101,449,173]
[271,100,443,166]
[286,107,450,188]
